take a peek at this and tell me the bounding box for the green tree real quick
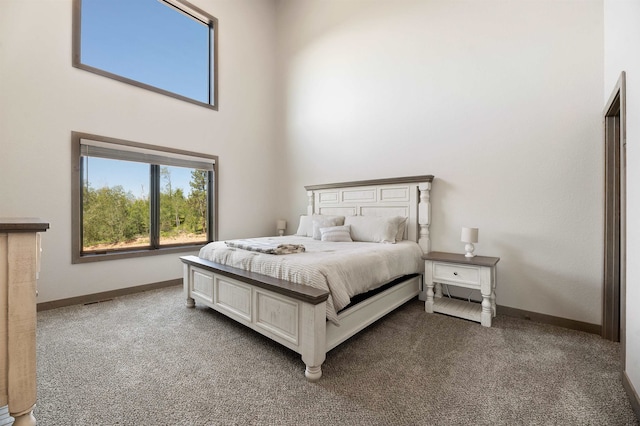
[160,167,188,237]
[83,185,138,247]
[130,197,150,237]
[82,167,208,249]
[187,169,208,235]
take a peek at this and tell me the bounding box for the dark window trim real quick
[71,0,218,110]
[71,131,219,264]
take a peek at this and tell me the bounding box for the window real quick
[72,0,218,109]
[72,132,218,263]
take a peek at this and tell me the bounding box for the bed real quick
[181,175,434,380]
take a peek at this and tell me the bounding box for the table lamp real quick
[461,227,478,257]
[277,219,287,236]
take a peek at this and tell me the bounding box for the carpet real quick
[35,286,638,425]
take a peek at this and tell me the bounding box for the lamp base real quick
[464,243,476,258]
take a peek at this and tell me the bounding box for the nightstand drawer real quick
[432,262,480,286]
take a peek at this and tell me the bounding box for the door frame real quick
[602,71,626,360]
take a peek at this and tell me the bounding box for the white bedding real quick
[198,236,424,324]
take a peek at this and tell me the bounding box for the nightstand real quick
[423,251,500,327]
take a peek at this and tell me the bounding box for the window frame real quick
[71,0,218,110]
[71,131,218,264]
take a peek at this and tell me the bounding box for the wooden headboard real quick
[304,175,434,253]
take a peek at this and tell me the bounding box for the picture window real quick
[72,132,218,263]
[72,0,218,109]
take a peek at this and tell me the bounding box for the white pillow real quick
[295,215,313,236]
[312,217,343,240]
[396,217,408,241]
[295,214,345,237]
[344,215,404,243]
[320,225,352,242]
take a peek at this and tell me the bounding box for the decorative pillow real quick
[396,217,408,241]
[295,214,345,237]
[295,215,313,236]
[320,225,352,242]
[312,217,343,240]
[344,215,404,243]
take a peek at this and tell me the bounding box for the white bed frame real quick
[181,175,433,381]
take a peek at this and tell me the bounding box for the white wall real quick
[0,0,281,303]
[276,0,605,325]
[604,0,640,403]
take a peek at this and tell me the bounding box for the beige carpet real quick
[35,286,638,425]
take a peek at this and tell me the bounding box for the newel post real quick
[418,182,431,253]
[307,190,314,216]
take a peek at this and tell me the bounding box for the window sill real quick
[72,244,206,264]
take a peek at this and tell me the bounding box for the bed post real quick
[183,262,195,308]
[418,182,431,253]
[306,190,314,216]
[300,301,326,382]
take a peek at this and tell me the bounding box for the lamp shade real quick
[461,227,478,243]
[276,219,287,231]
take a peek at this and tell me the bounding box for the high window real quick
[72,0,218,109]
[72,132,218,263]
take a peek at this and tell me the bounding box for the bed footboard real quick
[181,255,330,381]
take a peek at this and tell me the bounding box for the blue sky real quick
[81,0,209,102]
[86,158,196,198]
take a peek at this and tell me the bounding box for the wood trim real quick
[71,0,81,67]
[423,251,499,267]
[71,133,82,264]
[180,255,329,304]
[602,109,621,341]
[305,175,434,191]
[602,71,626,395]
[72,131,219,161]
[623,371,640,419]
[497,305,601,335]
[36,279,181,312]
[74,245,205,264]
[0,219,49,233]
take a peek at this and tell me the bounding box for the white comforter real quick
[198,236,424,324]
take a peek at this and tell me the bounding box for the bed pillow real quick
[320,225,352,242]
[295,214,345,237]
[312,217,343,240]
[396,217,408,241]
[295,215,313,236]
[344,215,405,244]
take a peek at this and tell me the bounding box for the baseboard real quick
[497,304,601,335]
[623,371,640,420]
[37,280,602,336]
[37,279,181,311]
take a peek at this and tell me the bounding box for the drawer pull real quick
[453,272,458,276]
